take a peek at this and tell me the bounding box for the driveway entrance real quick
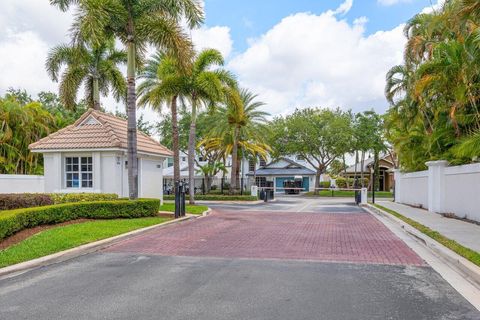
[0,196,478,320]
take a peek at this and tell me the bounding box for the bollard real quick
[361,188,367,205]
[174,181,180,218]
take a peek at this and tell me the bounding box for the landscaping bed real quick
[0,216,171,268]
[306,190,393,198]
[159,203,208,215]
[0,199,160,240]
[0,193,119,210]
[163,195,257,201]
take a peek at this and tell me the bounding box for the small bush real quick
[0,194,54,211]
[164,194,257,201]
[319,181,331,188]
[0,199,160,240]
[50,193,118,204]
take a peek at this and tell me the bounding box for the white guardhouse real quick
[29,109,173,199]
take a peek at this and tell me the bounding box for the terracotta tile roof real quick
[29,109,173,157]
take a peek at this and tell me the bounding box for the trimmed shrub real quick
[50,193,118,204]
[164,194,257,201]
[319,181,331,188]
[0,194,53,211]
[0,199,160,240]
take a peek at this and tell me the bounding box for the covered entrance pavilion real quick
[247,157,316,193]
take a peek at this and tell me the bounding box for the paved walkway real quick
[107,208,425,266]
[377,201,480,253]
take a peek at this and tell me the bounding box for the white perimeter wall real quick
[0,174,45,193]
[444,163,480,221]
[395,161,480,222]
[395,170,428,209]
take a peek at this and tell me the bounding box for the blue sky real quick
[0,0,442,119]
[204,0,432,53]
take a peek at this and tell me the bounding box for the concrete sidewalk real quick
[377,201,480,253]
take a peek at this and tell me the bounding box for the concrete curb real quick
[363,204,480,288]
[0,214,197,279]
[202,208,212,216]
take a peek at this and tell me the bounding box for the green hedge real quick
[319,181,331,188]
[163,195,257,201]
[50,193,118,204]
[0,194,53,211]
[0,199,160,240]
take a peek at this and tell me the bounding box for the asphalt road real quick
[0,196,478,320]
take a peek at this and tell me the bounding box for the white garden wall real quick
[0,174,45,193]
[394,170,428,209]
[395,161,480,222]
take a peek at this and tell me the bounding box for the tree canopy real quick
[385,0,480,171]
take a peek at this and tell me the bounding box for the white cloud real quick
[377,0,412,6]
[0,1,234,127]
[0,30,54,94]
[421,0,445,13]
[191,26,233,58]
[228,12,406,115]
[331,0,354,16]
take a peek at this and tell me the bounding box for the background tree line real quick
[385,0,480,171]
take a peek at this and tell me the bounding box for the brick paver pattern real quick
[107,210,426,266]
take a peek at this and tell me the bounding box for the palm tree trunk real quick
[360,151,365,188]
[230,126,240,194]
[171,95,180,183]
[188,100,197,204]
[126,40,138,200]
[93,77,100,110]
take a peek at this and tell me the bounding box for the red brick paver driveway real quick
[107,208,425,266]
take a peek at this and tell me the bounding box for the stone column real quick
[426,160,448,214]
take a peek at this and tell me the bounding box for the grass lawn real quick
[159,203,208,215]
[373,204,480,268]
[306,190,393,198]
[0,217,171,268]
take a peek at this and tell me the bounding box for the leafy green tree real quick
[269,108,353,194]
[46,40,127,110]
[114,109,155,136]
[328,159,347,177]
[51,0,204,199]
[0,92,57,174]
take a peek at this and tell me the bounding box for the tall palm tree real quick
[46,40,127,110]
[51,0,204,199]
[138,49,237,203]
[184,49,238,203]
[137,52,183,189]
[203,89,270,193]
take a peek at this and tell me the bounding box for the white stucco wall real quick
[39,151,165,199]
[444,163,480,221]
[0,174,45,193]
[395,170,428,208]
[139,157,164,201]
[395,162,480,222]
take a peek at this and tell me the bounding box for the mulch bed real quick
[0,213,174,251]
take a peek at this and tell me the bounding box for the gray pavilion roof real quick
[247,157,316,176]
